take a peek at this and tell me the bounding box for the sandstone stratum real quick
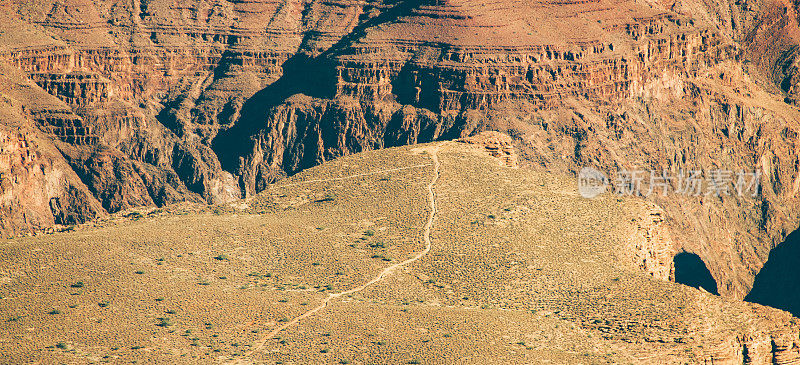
[1,0,800,361]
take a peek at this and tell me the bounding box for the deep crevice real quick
[673,252,719,295]
[745,228,800,317]
[210,52,336,174]
[211,0,427,175]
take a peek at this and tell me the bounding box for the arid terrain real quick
[2,0,800,362]
[2,140,799,363]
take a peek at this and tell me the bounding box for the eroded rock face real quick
[0,94,103,235]
[458,131,518,168]
[627,208,675,282]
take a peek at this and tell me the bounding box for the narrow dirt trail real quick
[245,143,445,356]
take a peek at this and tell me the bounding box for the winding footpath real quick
[245,143,445,356]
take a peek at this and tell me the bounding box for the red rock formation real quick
[0,97,103,236]
[32,110,98,145]
[30,72,111,106]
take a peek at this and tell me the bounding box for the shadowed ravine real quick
[673,252,719,296]
[746,229,800,317]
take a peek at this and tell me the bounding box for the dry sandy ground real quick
[0,142,796,364]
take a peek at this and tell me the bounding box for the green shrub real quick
[156,317,173,327]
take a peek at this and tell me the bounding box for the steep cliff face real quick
[0,90,104,235]
[653,0,800,99]
[0,0,799,320]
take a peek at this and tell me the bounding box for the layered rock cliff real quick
[0,0,800,327]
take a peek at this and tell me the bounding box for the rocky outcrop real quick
[626,208,675,281]
[694,310,800,364]
[0,96,103,236]
[32,110,98,145]
[30,71,111,106]
[458,131,518,168]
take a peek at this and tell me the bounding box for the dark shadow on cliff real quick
[674,252,719,295]
[212,0,427,174]
[746,228,800,317]
[392,61,443,112]
[211,53,336,173]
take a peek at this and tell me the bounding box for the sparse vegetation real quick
[156,317,174,327]
[369,241,386,248]
[0,143,786,363]
[316,193,336,202]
